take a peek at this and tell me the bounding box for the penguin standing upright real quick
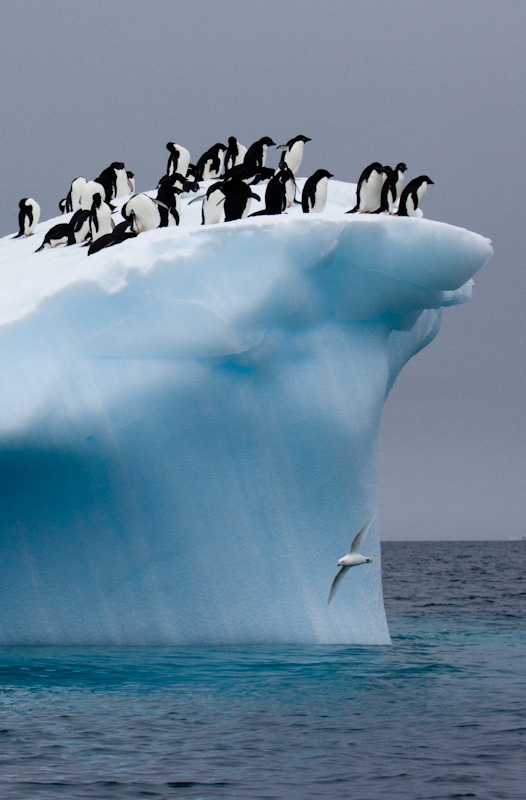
[301,169,333,213]
[220,180,260,221]
[223,136,247,173]
[393,162,407,206]
[166,143,191,178]
[277,152,297,207]
[196,143,227,180]
[277,135,311,176]
[397,175,434,216]
[95,162,126,203]
[200,181,226,225]
[156,174,182,225]
[65,177,87,213]
[15,198,40,237]
[376,162,407,213]
[89,193,114,242]
[249,171,288,216]
[243,136,276,169]
[347,162,384,213]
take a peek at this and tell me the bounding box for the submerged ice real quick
[0,181,492,644]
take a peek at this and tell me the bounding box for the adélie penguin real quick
[249,171,288,216]
[34,223,75,252]
[301,169,333,213]
[166,142,191,178]
[397,175,434,216]
[220,180,260,221]
[243,136,275,169]
[328,516,374,604]
[277,135,311,175]
[347,162,384,213]
[15,198,40,237]
[223,136,247,173]
[375,162,407,214]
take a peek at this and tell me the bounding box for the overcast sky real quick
[0,0,523,539]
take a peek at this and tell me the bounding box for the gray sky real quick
[0,0,523,539]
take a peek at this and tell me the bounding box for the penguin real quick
[126,171,136,194]
[79,180,106,210]
[278,152,297,207]
[397,175,434,216]
[276,135,311,176]
[95,162,127,203]
[65,177,87,213]
[220,180,260,221]
[15,198,40,237]
[200,181,226,225]
[372,165,393,214]
[69,208,92,243]
[87,226,137,256]
[35,223,75,252]
[166,143,191,178]
[114,163,129,198]
[196,143,227,180]
[243,136,275,169]
[393,162,407,206]
[376,163,407,214]
[222,162,275,184]
[182,164,200,195]
[156,173,182,224]
[89,193,114,242]
[223,136,247,173]
[121,194,162,232]
[301,169,333,213]
[249,171,288,216]
[59,198,67,214]
[347,162,384,213]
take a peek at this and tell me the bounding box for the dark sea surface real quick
[0,541,524,800]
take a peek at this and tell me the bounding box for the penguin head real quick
[420,176,434,185]
[259,137,275,147]
[396,162,407,172]
[19,198,28,209]
[166,142,176,152]
[111,162,125,170]
[287,135,311,147]
[92,192,102,208]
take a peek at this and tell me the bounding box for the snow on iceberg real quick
[0,180,492,644]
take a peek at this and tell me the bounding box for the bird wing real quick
[350,515,375,554]
[328,565,350,604]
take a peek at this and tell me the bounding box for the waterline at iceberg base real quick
[0,185,493,644]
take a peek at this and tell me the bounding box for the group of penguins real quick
[13,133,434,256]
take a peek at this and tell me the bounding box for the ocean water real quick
[0,541,524,800]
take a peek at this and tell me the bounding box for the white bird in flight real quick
[328,516,375,604]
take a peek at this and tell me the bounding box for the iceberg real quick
[0,180,492,644]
